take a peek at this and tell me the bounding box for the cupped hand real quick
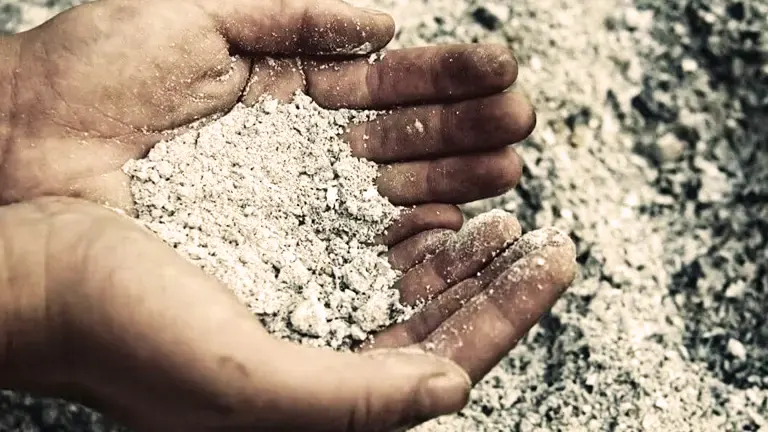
[0,0,533,240]
[2,197,574,432]
[0,1,578,431]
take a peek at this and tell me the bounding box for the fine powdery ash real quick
[124,93,409,349]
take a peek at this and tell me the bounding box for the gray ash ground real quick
[1,0,766,430]
[631,0,767,391]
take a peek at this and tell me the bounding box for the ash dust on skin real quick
[1,0,767,431]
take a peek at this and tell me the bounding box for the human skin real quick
[0,1,577,431]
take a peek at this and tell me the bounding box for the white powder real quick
[124,93,408,349]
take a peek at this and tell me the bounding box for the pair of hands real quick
[0,0,576,431]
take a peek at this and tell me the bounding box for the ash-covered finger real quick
[377,146,523,206]
[476,227,572,284]
[419,240,577,384]
[395,210,521,306]
[304,44,519,109]
[388,229,455,272]
[364,227,570,351]
[378,204,464,246]
[344,92,535,163]
[358,278,485,351]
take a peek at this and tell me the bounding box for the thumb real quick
[259,340,471,431]
[198,0,395,55]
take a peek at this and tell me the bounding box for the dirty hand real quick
[0,0,533,226]
[0,0,577,431]
[1,197,575,432]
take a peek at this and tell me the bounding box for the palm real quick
[10,196,574,432]
[4,1,274,207]
[1,0,532,214]
[0,1,579,430]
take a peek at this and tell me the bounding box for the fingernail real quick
[414,350,471,418]
[424,370,471,412]
[364,347,471,425]
[390,369,470,432]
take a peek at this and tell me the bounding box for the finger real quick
[387,229,454,272]
[357,279,483,352]
[379,204,464,246]
[201,0,395,55]
[377,146,523,205]
[345,92,535,163]
[255,342,471,431]
[304,44,518,109]
[395,210,521,306]
[421,242,577,383]
[38,199,470,432]
[473,227,570,285]
[360,228,569,351]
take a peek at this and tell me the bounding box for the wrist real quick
[0,35,21,166]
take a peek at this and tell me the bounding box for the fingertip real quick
[388,229,454,272]
[442,206,466,231]
[479,227,571,284]
[526,100,538,138]
[259,342,471,430]
[395,209,520,305]
[460,208,521,246]
[421,366,472,416]
[358,348,471,428]
[474,44,519,89]
[504,91,537,140]
[363,8,396,49]
[551,236,578,289]
[491,146,524,195]
[534,229,578,287]
[318,2,395,55]
[336,15,395,55]
[381,204,464,246]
